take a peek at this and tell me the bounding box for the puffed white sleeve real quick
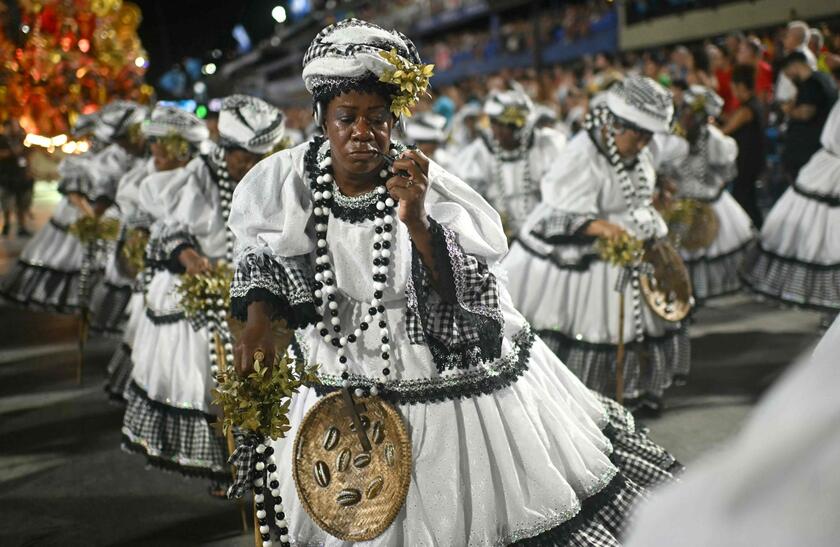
[228,145,319,328]
[706,125,738,185]
[404,159,509,371]
[515,134,604,266]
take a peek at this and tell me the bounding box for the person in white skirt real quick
[229,19,680,546]
[501,76,689,413]
[120,95,287,490]
[456,88,566,239]
[741,99,840,317]
[103,105,210,401]
[0,101,146,313]
[654,85,756,303]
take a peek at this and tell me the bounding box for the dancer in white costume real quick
[104,105,209,401]
[229,19,679,546]
[741,99,840,314]
[456,88,565,239]
[402,111,456,172]
[655,85,755,302]
[121,96,286,485]
[502,77,690,412]
[0,101,146,312]
[626,314,840,547]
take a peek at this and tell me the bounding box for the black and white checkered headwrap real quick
[218,94,286,155]
[94,100,148,143]
[72,112,100,138]
[143,104,209,144]
[684,84,724,118]
[606,76,674,134]
[302,18,422,98]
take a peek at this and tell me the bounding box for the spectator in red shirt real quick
[737,37,774,104]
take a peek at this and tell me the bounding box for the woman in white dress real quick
[502,77,690,413]
[0,102,146,312]
[103,105,209,400]
[741,99,840,316]
[120,95,286,487]
[654,85,756,302]
[402,111,456,173]
[456,88,566,239]
[229,19,680,546]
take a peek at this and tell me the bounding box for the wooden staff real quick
[214,331,250,534]
[615,291,626,404]
[76,241,96,385]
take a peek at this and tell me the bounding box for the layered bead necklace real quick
[487,128,538,227]
[307,137,402,396]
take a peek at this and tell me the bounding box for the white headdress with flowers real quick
[302,18,433,117]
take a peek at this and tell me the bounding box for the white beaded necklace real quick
[308,139,399,396]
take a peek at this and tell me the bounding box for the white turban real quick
[94,100,148,143]
[605,76,674,133]
[218,95,286,155]
[143,105,209,145]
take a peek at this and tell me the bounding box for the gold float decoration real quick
[639,239,693,322]
[293,391,412,541]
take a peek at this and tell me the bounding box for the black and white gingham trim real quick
[405,217,504,372]
[741,244,840,311]
[538,325,691,403]
[229,251,318,327]
[529,207,596,244]
[121,381,229,480]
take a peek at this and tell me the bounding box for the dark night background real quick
[134,0,282,83]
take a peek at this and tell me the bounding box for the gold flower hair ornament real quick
[689,94,708,115]
[263,135,294,159]
[495,105,529,128]
[378,48,435,117]
[126,123,145,147]
[157,131,191,161]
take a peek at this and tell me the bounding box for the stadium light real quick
[202,63,217,75]
[271,5,287,24]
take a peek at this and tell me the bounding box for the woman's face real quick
[224,148,262,182]
[490,121,520,151]
[612,124,652,159]
[324,90,393,176]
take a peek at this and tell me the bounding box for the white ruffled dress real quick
[228,138,681,546]
[120,152,229,479]
[455,128,566,238]
[501,131,690,407]
[0,144,135,312]
[742,101,840,312]
[653,127,755,301]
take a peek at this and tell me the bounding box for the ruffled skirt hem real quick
[0,260,86,313]
[537,327,690,408]
[741,245,840,312]
[121,381,229,481]
[683,241,754,302]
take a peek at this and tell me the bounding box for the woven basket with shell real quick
[293,391,412,541]
[640,239,693,322]
[664,198,719,252]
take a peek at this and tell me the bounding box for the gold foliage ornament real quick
[495,105,529,128]
[213,353,319,439]
[69,216,120,244]
[120,228,148,272]
[174,261,233,319]
[155,132,190,162]
[596,232,645,268]
[378,48,434,118]
[293,391,412,541]
[662,198,719,252]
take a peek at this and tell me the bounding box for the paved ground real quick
[0,189,825,546]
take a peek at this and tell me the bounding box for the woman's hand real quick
[234,301,275,377]
[584,219,627,239]
[178,247,210,275]
[386,149,431,230]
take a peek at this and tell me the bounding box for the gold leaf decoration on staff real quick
[121,228,148,272]
[595,232,644,267]
[174,261,234,319]
[213,354,319,439]
[68,216,121,243]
